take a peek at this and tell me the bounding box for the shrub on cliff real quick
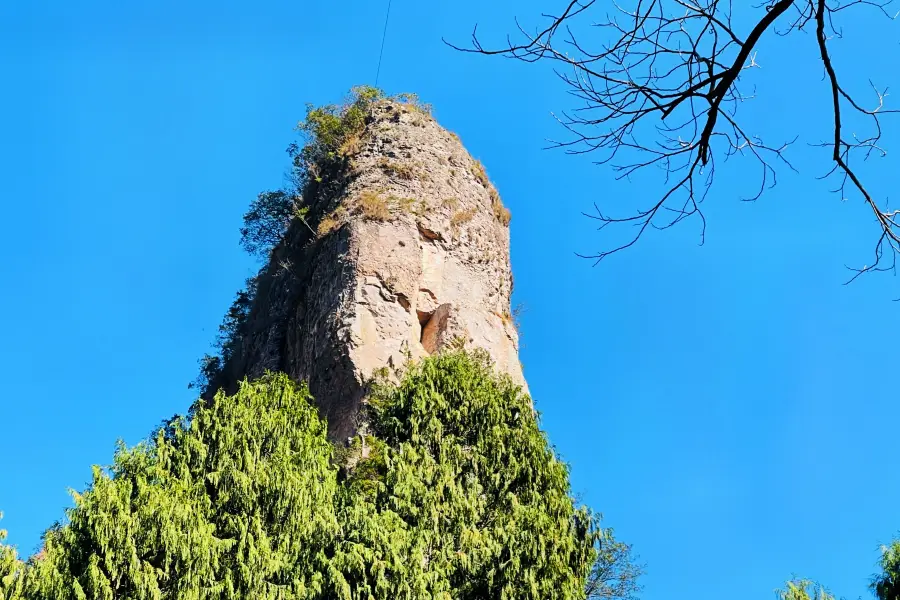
[239,86,384,261]
[205,86,395,395]
[2,352,638,600]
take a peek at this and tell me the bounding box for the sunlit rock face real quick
[209,100,526,441]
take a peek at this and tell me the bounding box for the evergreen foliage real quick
[772,542,900,600]
[873,540,900,600]
[0,515,25,600]
[4,352,635,600]
[773,535,900,600]
[24,374,336,599]
[777,580,837,600]
[347,350,600,599]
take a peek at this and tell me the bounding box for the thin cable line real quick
[375,0,392,87]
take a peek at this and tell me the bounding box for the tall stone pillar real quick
[208,99,526,441]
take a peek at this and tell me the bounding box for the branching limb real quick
[448,0,899,279]
[814,0,900,282]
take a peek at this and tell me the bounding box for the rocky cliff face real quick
[208,99,526,441]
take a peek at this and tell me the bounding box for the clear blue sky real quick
[1,2,898,599]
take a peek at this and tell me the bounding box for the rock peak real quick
[207,97,526,440]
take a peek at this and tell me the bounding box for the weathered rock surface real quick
[209,100,526,441]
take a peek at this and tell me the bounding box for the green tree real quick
[584,530,643,600]
[27,374,338,600]
[9,352,635,599]
[872,539,900,600]
[239,190,297,258]
[0,515,25,600]
[776,580,837,600]
[237,85,385,264]
[338,350,601,600]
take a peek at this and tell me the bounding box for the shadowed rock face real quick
[208,99,526,441]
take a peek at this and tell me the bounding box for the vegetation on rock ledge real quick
[240,85,387,261]
[198,86,512,396]
[197,87,443,395]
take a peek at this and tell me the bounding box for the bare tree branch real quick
[447,0,899,279]
[813,0,900,282]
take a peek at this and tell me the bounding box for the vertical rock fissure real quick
[418,308,435,351]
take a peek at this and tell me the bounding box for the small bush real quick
[490,187,512,225]
[317,206,347,237]
[470,160,512,225]
[294,85,384,176]
[377,158,415,180]
[499,303,526,335]
[316,189,403,236]
[470,159,490,188]
[317,215,339,237]
[451,206,477,228]
[356,190,390,221]
[337,133,362,157]
[394,92,433,115]
[391,195,420,215]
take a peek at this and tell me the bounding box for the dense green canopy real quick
[3,353,898,600]
[1,351,640,600]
